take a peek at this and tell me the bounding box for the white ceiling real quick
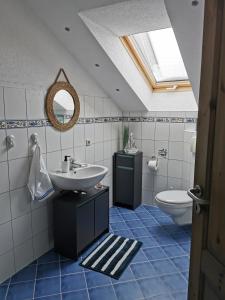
[25,0,203,111]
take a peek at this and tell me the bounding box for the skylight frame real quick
[120,33,191,92]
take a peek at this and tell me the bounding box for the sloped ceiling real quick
[26,0,203,110]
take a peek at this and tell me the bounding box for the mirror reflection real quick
[53,90,75,124]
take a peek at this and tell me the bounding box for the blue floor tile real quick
[121,213,139,221]
[89,285,117,300]
[111,222,129,231]
[0,286,7,298]
[61,273,86,293]
[60,260,83,276]
[110,214,124,223]
[7,281,34,300]
[143,246,168,261]
[125,219,144,229]
[180,242,191,254]
[172,256,190,272]
[35,294,61,300]
[130,261,156,279]
[137,277,166,298]
[85,271,111,288]
[11,264,36,283]
[171,291,188,300]
[113,229,134,239]
[37,262,60,279]
[131,249,148,263]
[113,280,143,300]
[161,273,188,292]
[141,217,158,227]
[131,227,150,238]
[139,236,158,248]
[111,266,134,283]
[35,277,60,298]
[162,244,186,258]
[0,279,10,286]
[38,250,59,264]
[62,289,89,300]
[151,259,178,275]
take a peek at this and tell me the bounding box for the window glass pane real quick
[131,28,188,83]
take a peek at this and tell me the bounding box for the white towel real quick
[28,144,54,202]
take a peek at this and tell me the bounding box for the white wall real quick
[0,0,122,283]
[123,110,197,204]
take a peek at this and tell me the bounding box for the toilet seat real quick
[155,190,192,208]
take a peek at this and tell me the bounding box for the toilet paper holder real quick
[147,156,159,171]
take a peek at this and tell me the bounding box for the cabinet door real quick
[95,192,109,238]
[115,166,133,205]
[76,201,94,253]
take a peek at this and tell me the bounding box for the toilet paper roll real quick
[147,156,158,171]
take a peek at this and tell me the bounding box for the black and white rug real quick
[80,233,142,280]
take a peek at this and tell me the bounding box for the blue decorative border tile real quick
[0,116,197,129]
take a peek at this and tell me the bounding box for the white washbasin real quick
[49,164,108,191]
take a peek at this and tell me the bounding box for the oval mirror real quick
[46,81,80,131]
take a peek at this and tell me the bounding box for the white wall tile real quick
[157,158,168,177]
[46,151,61,171]
[0,192,11,225]
[103,123,112,141]
[169,141,184,160]
[32,206,48,235]
[142,173,154,191]
[142,122,155,140]
[85,124,94,144]
[8,157,29,190]
[12,213,32,246]
[14,238,34,272]
[74,124,85,147]
[61,148,74,161]
[168,177,182,190]
[94,142,104,162]
[85,145,95,164]
[155,123,169,141]
[94,97,104,117]
[26,89,45,120]
[74,146,86,162]
[103,98,111,117]
[154,175,168,193]
[84,95,95,117]
[142,140,154,157]
[0,222,13,255]
[61,128,73,149]
[0,130,7,162]
[142,190,154,205]
[33,230,49,259]
[103,141,112,160]
[78,95,85,118]
[168,160,183,179]
[46,127,61,152]
[0,87,4,120]
[94,123,103,143]
[4,87,26,120]
[169,123,184,142]
[0,161,9,194]
[0,251,15,283]
[7,128,28,160]
[10,187,31,219]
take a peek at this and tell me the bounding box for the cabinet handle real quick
[117,166,134,171]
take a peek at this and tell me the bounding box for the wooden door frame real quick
[188,0,224,299]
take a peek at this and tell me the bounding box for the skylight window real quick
[121,28,191,91]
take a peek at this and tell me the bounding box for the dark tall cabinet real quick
[113,151,143,209]
[53,187,109,260]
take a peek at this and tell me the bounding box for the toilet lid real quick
[156,190,192,205]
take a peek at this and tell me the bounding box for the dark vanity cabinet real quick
[53,187,109,260]
[113,151,143,209]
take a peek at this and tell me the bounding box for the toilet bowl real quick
[155,190,193,225]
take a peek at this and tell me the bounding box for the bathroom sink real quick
[49,164,108,191]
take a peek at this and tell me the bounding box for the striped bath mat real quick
[80,233,142,279]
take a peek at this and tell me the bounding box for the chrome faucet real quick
[70,158,87,170]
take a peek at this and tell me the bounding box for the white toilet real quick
[155,190,193,225]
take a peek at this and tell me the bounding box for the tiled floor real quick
[0,205,191,300]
